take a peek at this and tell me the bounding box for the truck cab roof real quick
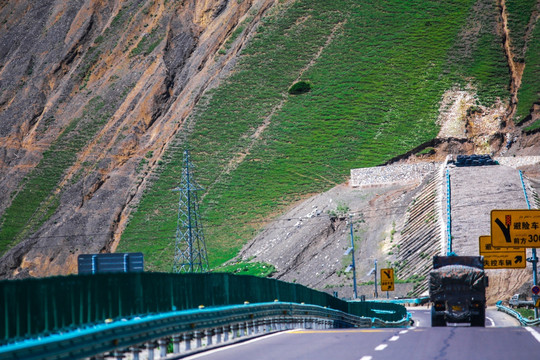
[433,256,484,270]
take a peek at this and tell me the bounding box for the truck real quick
[508,294,535,309]
[429,256,488,327]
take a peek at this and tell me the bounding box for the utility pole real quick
[374,259,378,298]
[349,215,358,299]
[173,149,209,273]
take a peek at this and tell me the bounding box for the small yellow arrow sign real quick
[380,268,394,291]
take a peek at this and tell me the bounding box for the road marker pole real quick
[519,170,538,319]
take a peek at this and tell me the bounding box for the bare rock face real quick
[0,0,277,278]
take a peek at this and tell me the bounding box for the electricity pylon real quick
[172,149,209,273]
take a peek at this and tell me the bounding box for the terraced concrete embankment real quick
[395,168,445,297]
[352,162,445,297]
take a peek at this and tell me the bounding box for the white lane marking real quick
[389,336,400,341]
[375,344,388,351]
[525,327,540,344]
[359,357,372,360]
[399,330,408,334]
[486,316,495,327]
[182,331,290,359]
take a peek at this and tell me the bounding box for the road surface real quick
[181,308,539,360]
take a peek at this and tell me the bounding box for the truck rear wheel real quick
[471,309,485,327]
[431,308,446,327]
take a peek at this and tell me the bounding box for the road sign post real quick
[380,268,394,292]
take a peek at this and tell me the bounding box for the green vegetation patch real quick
[288,81,311,95]
[515,16,540,123]
[120,0,511,272]
[524,119,540,133]
[130,25,164,58]
[505,0,537,62]
[215,261,276,277]
[445,0,510,104]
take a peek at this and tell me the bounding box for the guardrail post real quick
[239,322,246,337]
[113,350,124,360]
[270,318,276,331]
[246,321,253,335]
[146,342,155,360]
[252,319,259,334]
[129,346,141,360]
[158,339,168,358]
[194,330,203,348]
[183,333,193,352]
[223,325,230,342]
[172,335,181,354]
[231,323,239,339]
[215,327,223,343]
[205,329,214,346]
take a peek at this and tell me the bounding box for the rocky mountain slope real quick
[0,0,539,290]
[0,0,276,277]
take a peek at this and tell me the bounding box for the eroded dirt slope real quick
[0,0,277,278]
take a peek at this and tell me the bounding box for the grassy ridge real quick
[507,0,540,125]
[446,0,510,104]
[520,17,540,128]
[505,0,537,62]
[119,0,512,272]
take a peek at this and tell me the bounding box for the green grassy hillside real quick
[118,0,516,272]
[512,2,540,126]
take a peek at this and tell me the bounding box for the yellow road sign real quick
[491,209,540,248]
[479,236,526,269]
[380,268,394,291]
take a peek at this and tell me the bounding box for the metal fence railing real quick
[496,302,540,326]
[1,272,408,344]
[0,302,411,360]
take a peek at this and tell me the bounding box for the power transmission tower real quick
[173,149,209,273]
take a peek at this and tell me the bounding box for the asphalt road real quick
[182,308,539,360]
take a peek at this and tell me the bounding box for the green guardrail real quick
[0,272,407,344]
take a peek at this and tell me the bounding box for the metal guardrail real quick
[0,302,412,360]
[1,272,407,343]
[496,301,540,326]
[373,297,430,306]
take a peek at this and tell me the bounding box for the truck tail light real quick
[434,302,445,310]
